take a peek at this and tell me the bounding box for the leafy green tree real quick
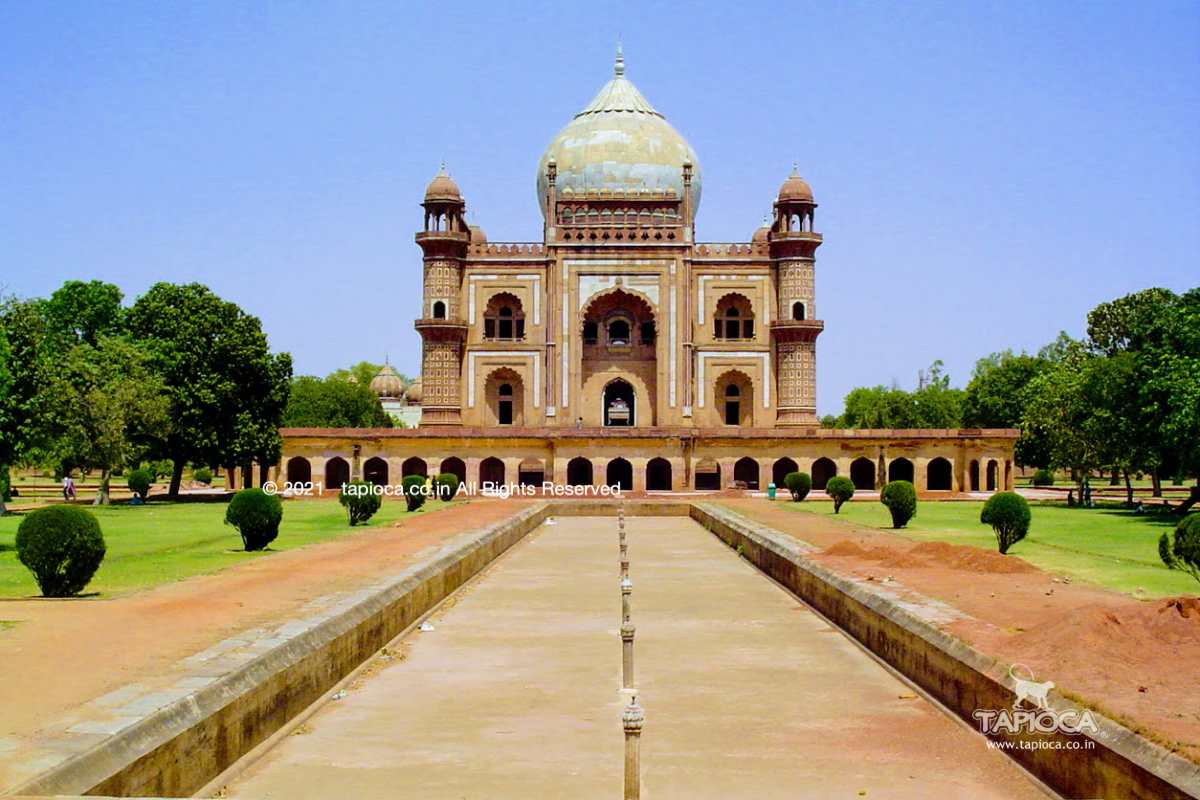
[43,280,125,346]
[0,325,13,513]
[835,362,963,429]
[825,476,855,513]
[283,376,394,428]
[1020,342,1104,496]
[127,283,292,498]
[0,298,57,470]
[43,337,169,504]
[911,360,965,428]
[328,361,412,388]
[1159,515,1200,584]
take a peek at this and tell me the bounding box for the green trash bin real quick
[767,482,777,500]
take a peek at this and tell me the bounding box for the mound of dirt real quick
[908,540,1038,575]
[1015,597,1200,663]
[822,540,872,558]
[821,538,1039,575]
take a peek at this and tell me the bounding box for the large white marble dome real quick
[536,48,701,217]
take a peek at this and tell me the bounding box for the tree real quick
[980,492,1031,554]
[42,280,125,346]
[0,325,13,514]
[328,361,412,388]
[834,362,963,429]
[963,348,1061,467]
[0,297,59,477]
[1020,342,1104,496]
[127,283,292,497]
[283,376,394,428]
[825,476,855,513]
[911,360,965,428]
[43,337,169,504]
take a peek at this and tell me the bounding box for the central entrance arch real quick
[606,457,633,491]
[603,379,635,427]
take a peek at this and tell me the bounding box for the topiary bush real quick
[15,506,106,596]
[1031,469,1054,487]
[784,471,811,502]
[825,476,855,513]
[402,474,428,512]
[880,481,917,528]
[435,472,462,501]
[981,491,1031,554]
[224,488,283,551]
[1159,514,1200,584]
[127,468,153,501]
[193,466,213,485]
[339,480,382,526]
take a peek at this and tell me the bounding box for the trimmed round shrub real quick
[339,480,382,526]
[193,467,213,485]
[1031,469,1054,487]
[435,472,462,501]
[402,474,428,512]
[1159,514,1200,584]
[15,506,106,597]
[784,472,812,502]
[224,488,283,551]
[981,491,1031,554]
[880,481,917,529]
[126,468,153,501]
[825,476,855,513]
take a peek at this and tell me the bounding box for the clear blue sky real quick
[2,1,1197,414]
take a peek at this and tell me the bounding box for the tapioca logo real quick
[972,665,1099,737]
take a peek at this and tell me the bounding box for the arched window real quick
[432,300,447,319]
[724,384,741,426]
[714,294,754,340]
[640,321,656,346]
[792,301,805,321]
[498,383,513,425]
[483,294,525,341]
[583,320,599,345]
[608,318,631,346]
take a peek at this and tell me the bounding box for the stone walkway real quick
[225,517,1051,799]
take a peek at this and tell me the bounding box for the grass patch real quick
[0,497,448,598]
[779,499,1197,598]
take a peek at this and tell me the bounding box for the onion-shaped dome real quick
[369,363,404,398]
[536,47,700,216]
[424,165,462,203]
[778,166,814,202]
[469,224,487,244]
[403,379,423,404]
[752,224,770,243]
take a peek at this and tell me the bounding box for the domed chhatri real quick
[403,379,423,404]
[424,164,462,203]
[778,165,814,202]
[536,46,701,217]
[369,362,404,399]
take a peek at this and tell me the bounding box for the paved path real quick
[226,517,1050,799]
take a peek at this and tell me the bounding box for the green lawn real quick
[782,499,1198,598]
[0,498,447,598]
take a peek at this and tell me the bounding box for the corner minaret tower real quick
[769,166,824,425]
[414,166,469,425]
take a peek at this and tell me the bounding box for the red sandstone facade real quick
[262,52,1017,496]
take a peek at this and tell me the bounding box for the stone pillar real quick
[621,577,632,624]
[623,697,644,800]
[621,620,636,689]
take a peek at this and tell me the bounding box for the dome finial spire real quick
[614,41,625,77]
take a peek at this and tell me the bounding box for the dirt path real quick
[721,499,1200,762]
[0,498,531,766]
[227,517,1048,799]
